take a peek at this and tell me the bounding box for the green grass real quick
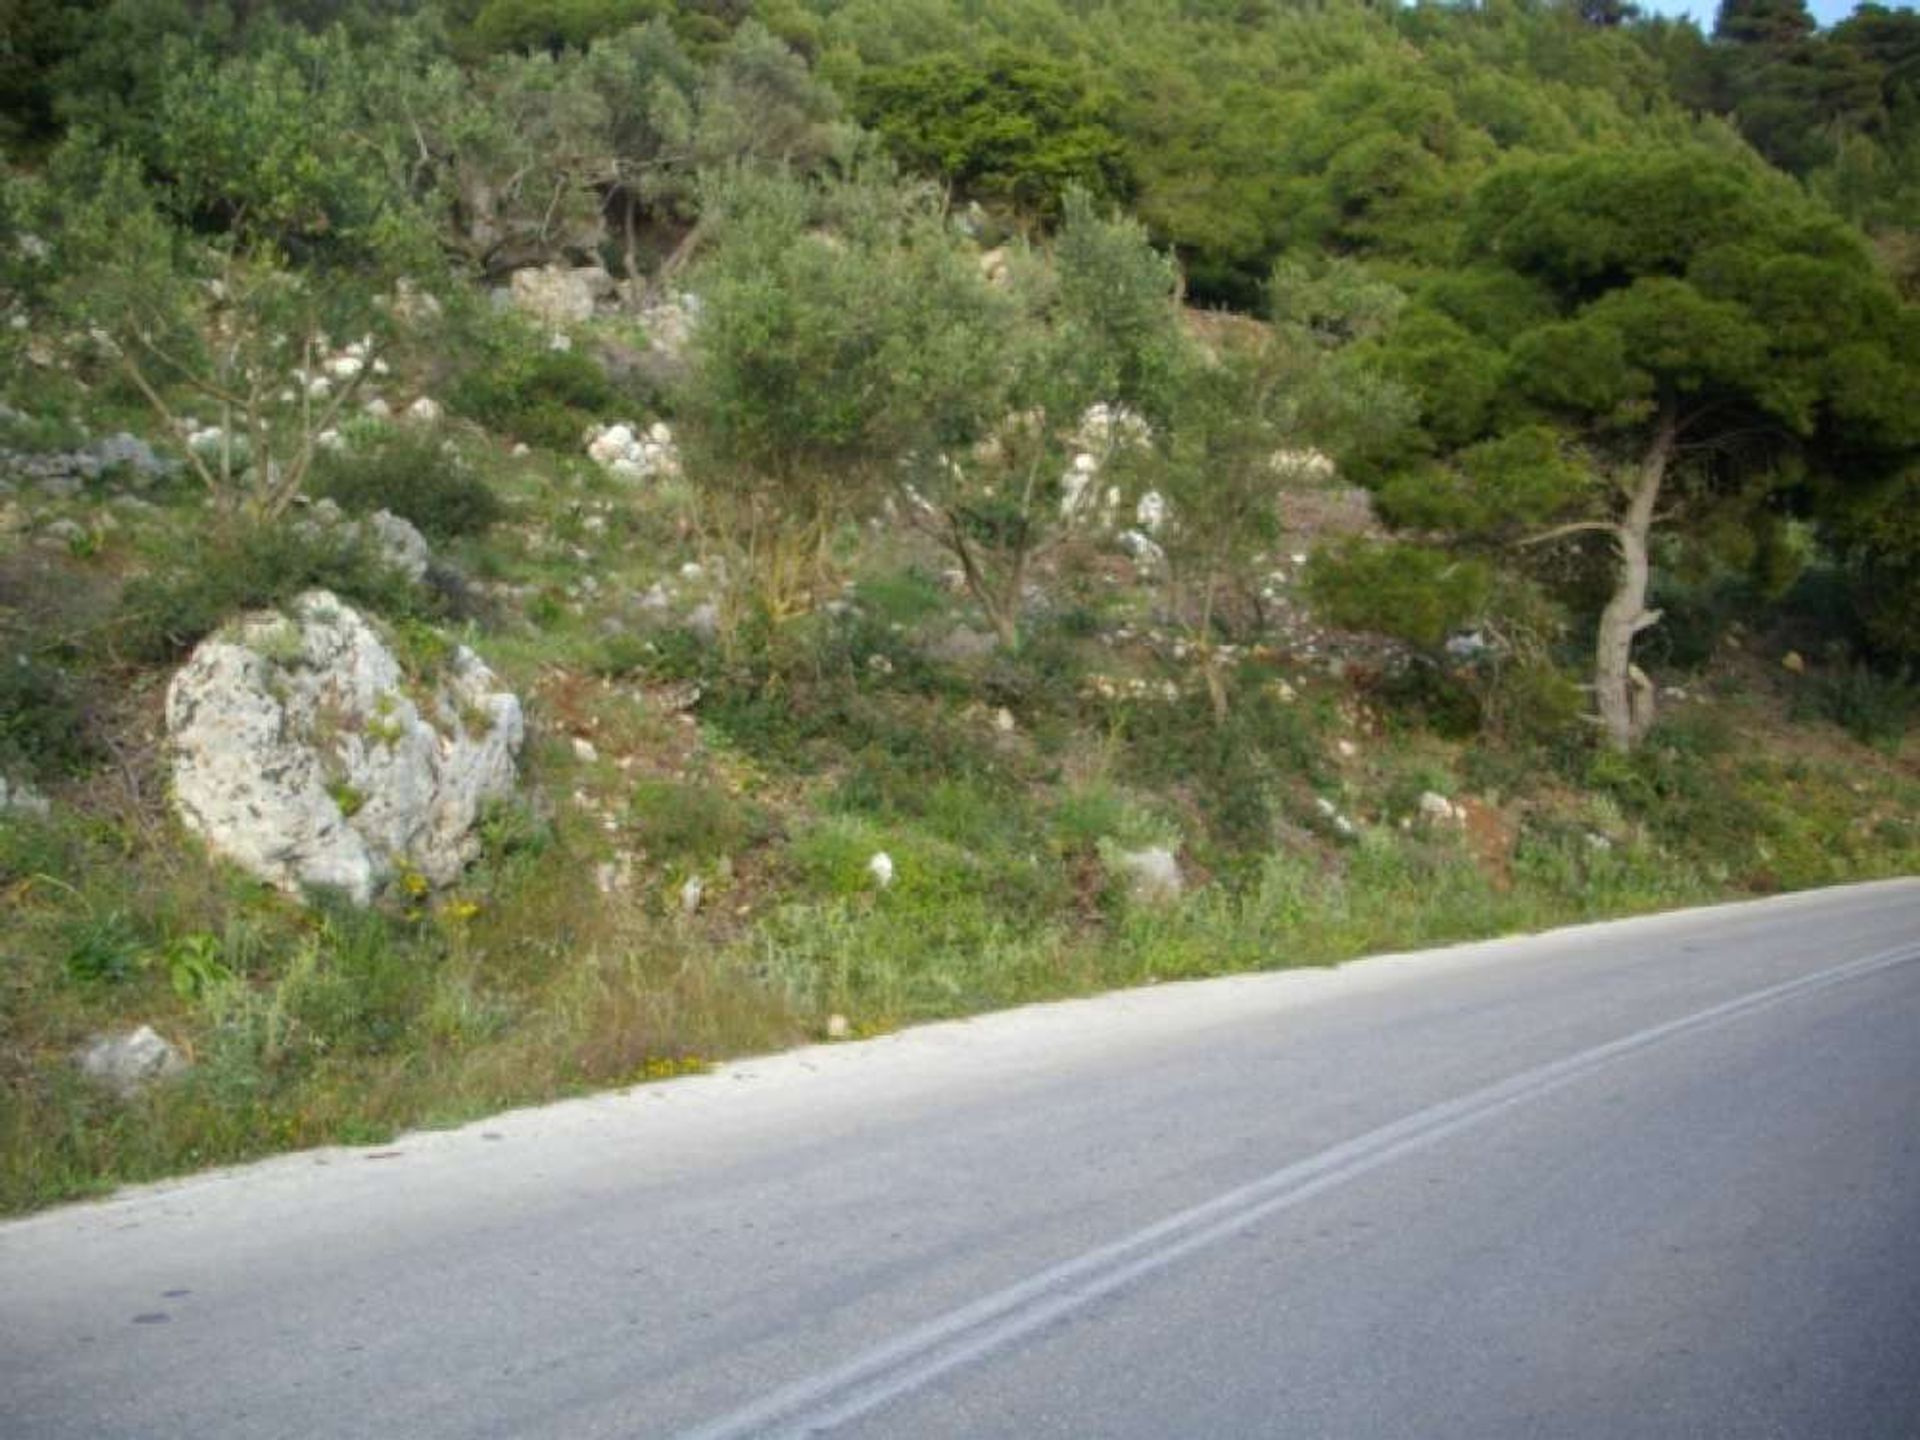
[4,317,1915,1220]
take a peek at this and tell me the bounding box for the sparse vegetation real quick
[1,0,1915,1216]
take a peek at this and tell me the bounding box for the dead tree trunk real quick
[1593,408,1676,752]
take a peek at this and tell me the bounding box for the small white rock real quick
[867,852,895,889]
[76,1026,186,1097]
[571,736,599,763]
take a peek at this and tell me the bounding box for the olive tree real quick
[681,169,1006,619]
[22,135,429,521]
[895,191,1186,649]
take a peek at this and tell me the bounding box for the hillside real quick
[1,0,1917,1212]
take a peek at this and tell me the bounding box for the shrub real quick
[449,341,617,451]
[62,908,147,986]
[113,521,434,661]
[1796,660,1916,748]
[0,652,97,778]
[629,779,774,864]
[310,431,505,540]
[1306,540,1493,649]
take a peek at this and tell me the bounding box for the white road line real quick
[673,940,1920,1440]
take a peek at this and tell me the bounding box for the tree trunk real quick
[1593,409,1676,752]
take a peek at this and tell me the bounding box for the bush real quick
[629,779,774,864]
[0,652,97,778]
[1306,541,1493,649]
[310,430,505,541]
[1796,661,1916,747]
[113,521,435,661]
[449,340,617,451]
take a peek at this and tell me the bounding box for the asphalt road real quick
[5,880,1918,1439]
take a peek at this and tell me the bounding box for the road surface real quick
[4,880,1918,1438]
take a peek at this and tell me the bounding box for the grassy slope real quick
[2,313,1915,1217]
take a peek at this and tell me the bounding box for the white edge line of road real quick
[5,877,1915,1236]
[672,934,1920,1440]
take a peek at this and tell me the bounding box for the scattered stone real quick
[364,509,431,583]
[509,263,614,329]
[685,602,721,644]
[295,501,432,584]
[1335,739,1358,759]
[1781,650,1805,674]
[166,591,524,906]
[570,736,599,763]
[1135,489,1168,534]
[825,1013,853,1041]
[867,852,895,889]
[594,855,635,894]
[404,397,443,426]
[632,291,701,367]
[679,875,704,917]
[0,772,51,817]
[1270,448,1336,481]
[1417,791,1463,826]
[586,420,679,481]
[1313,796,1357,836]
[866,653,895,676]
[1110,845,1183,904]
[37,517,86,549]
[76,1026,187,1097]
[1117,529,1165,567]
[992,707,1016,734]
[925,626,996,665]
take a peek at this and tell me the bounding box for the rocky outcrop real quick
[166,591,524,905]
[0,431,177,498]
[510,263,615,329]
[297,499,432,583]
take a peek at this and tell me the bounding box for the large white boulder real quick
[166,591,524,905]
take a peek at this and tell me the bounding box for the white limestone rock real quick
[509,263,614,329]
[364,509,432,583]
[77,1025,187,1096]
[166,591,524,906]
[585,420,679,481]
[1109,845,1183,904]
[0,771,51,817]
